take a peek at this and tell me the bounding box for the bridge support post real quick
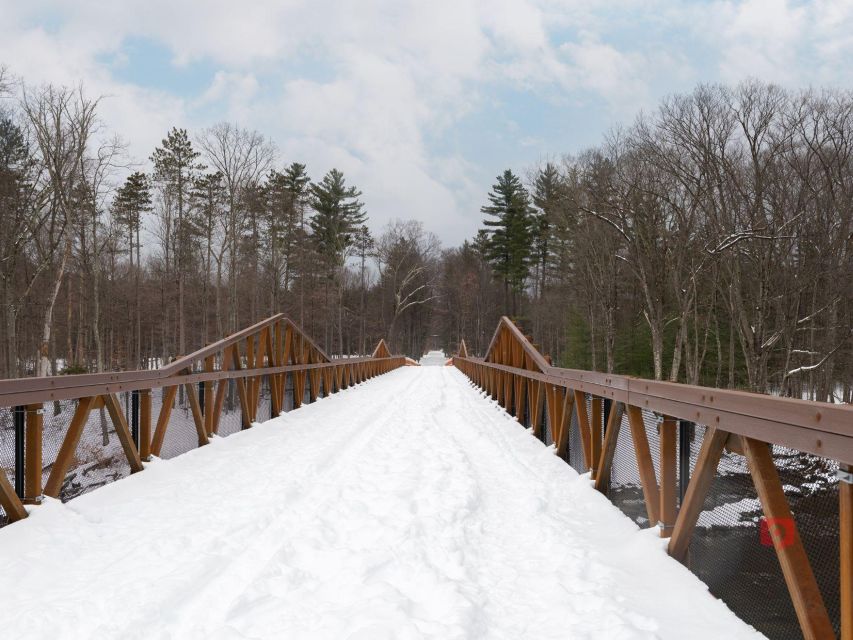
[659,416,677,538]
[24,403,43,504]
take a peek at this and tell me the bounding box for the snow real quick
[419,349,447,366]
[0,367,763,639]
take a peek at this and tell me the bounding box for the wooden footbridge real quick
[0,315,850,640]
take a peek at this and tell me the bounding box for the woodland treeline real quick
[0,66,850,401]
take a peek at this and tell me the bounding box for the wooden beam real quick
[668,427,728,563]
[741,436,834,640]
[103,393,144,473]
[151,385,178,457]
[625,404,660,528]
[659,416,677,538]
[0,464,27,521]
[593,402,624,493]
[44,396,97,497]
[842,464,852,640]
[183,383,209,447]
[24,403,43,504]
[555,390,576,458]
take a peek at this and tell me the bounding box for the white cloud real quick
[1,0,852,244]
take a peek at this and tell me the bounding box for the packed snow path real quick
[0,367,762,639]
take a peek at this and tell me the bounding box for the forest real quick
[0,64,851,401]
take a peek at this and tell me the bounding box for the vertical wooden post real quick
[840,464,852,640]
[659,416,677,538]
[139,389,152,460]
[24,403,43,504]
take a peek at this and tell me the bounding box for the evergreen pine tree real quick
[531,163,565,299]
[150,128,204,355]
[479,169,533,315]
[112,171,152,368]
[309,168,366,269]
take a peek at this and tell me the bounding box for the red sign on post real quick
[759,517,795,548]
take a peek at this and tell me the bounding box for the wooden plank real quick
[44,396,97,497]
[151,385,178,457]
[555,390,576,458]
[590,398,603,481]
[183,383,210,447]
[573,390,592,470]
[0,464,27,522]
[24,403,43,504]
[741,436,834,640]
[842,464,852,640]
[625,404,661,528]
[139,390,152,460]
[659,416,677,538]
[103,393,144,472]
[593,402,624,493]
[668,427,729,563]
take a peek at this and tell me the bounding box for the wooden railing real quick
[454,316,852,640]
[0,314,405,525]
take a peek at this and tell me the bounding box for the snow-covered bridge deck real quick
[0,367,760,639]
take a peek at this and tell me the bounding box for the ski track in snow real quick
[0,367,764,639]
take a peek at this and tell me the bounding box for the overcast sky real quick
[2,0,853,245]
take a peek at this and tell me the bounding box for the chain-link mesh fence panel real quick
[685,425,841,639]
[57,395,134,501]
[608,408,668,529]
[0,406,14,528]
[217,380,245,438]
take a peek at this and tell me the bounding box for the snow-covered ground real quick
[419,349,448,366]
[0,367,763,639]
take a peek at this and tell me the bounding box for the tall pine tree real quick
[309,168,366,352]
[151,128,204,356]
[112,171,152,368]
[479,169,533,315]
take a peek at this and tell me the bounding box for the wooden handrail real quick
[454,317,852,640]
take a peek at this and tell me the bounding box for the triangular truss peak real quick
[372,339,392,359]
